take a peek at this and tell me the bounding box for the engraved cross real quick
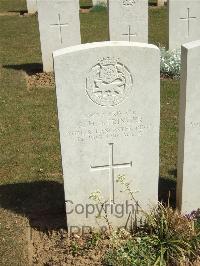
[91,143,132,203]
[122,25,137,42]
[180,8,197,37]
[50,13,68,44]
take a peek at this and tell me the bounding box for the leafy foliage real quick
[160,48,181,79]
[91,4,107,12]
[104,204,200,266]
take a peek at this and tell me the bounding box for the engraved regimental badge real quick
[123,0,136,6]
[86,57,133,107]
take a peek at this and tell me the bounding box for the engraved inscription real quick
[86,57,133,107]
[180,8,197,37]
[123,0,136,6]
[50,13,68,44]
[66,109,154,142]
[91,143,132,203]
[189,121,200,128]
[122,25,137,42]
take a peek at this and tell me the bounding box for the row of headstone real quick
[25,1,200,226]
[36,0,148,72]
[26,0,165,12]
[34,0,200,72]
[26,0,108,13]
[26,0,168,13]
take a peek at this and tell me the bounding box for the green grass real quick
[149,6,168,47]
[80,0,93,8]
[0,3,180,265]
[80,8,109,43]
[0,0,26,12]
[0,0,93,13]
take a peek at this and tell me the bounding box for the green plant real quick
[91,4,107,12]
[160,48,181,79]
[71,241,81,256]
[104,235,158,266]
[85,231,102,249]
[103,204,200,266]
[89,176,200,264]
[144,204,200,264]
[89,190,113,233]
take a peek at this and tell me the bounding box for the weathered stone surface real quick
[168,0,200,50]
[53,41,160,229]
[37,0,81,72]
[27,0,37,13]
[109,0,148,43]
[157,0,165,7]
[177,40,200,214]
[92,0,107,6]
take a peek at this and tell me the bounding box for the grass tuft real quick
[104,205,200,266]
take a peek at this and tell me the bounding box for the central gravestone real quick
[53,42,160,229]
[109,0,148,43]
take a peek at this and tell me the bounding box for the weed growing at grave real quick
[69,231,105,257]
[160,48,181,79]
[89,176,200,265]
[89,190,113,232]
[103,204,200,266]
[186,209,200,231]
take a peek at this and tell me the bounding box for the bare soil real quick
[30,228,109,265]
[26,72,55,88]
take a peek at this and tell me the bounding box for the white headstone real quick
[109,0,148,43]
[37,0,81,72]
[168,0,200,50]
[177,40,200,214]
[92,0,107,6]
[157,0,165,7]
[53,41,160,229]
[27,0,37,13]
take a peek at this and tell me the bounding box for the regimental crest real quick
[122,0,136,6]
[86,57,133,107]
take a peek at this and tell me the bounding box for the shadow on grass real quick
[0,173,177,231]
[159,174,177,209]
[8,10,28,15]
[0,181,67,231]
[149,2,157,7]
[3,63,43,75]
[80,5,92,9]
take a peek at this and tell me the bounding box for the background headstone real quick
[157,0,165,7]
[53,41,160,229]
[27,0,37,13]
[168,0,200,50]
[37,0,81,72]
[109,0,148,43]
[92,0,107,6]
[177,40,200,214]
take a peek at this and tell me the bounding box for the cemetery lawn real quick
[0,2,179,265]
